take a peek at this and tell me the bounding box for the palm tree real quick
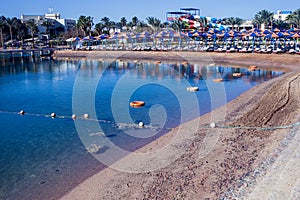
[109,21,116,33]
[127,21,134,31]
[136,21,148,32]
[273,19,289,30]
[15,19,28,45]
[26,19,38,48]
[132,16,139,26]
[199,17,208,31]
[224,17,244,30]
[5,17,18,42]
[0,16,6,47]
[171,20,184,32]
[41,19,54,35]
[146,17,161,32]
[86,16,94,36]
[286,8,300,28]
[101,17,111,34]
[77,16,94,36]
[160,21,169,29]
[120,17,127,31]
[94,22,105,35]
[253,10,274,29]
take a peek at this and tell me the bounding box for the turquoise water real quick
[0,58,283,199]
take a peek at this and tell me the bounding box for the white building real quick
[273,10,292,21]
[20,13,76,34]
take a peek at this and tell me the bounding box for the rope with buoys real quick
[0,109,299,131]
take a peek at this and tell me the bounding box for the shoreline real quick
[55,50,300,199]
[53,50,298,71]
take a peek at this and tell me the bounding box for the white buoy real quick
[138,122,144,127]
[19,110,25,115]
[83,114,89,119]
[72,114,77,120]
[210,122,216,128]
[50,113,56,118]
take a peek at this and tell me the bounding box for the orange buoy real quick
[182,61,189,65]
[155,61,161,64]
[213,78,224,82]
[130,101,145,108]
[249,65,257,69]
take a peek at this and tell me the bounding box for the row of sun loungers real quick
[76,44,300,54]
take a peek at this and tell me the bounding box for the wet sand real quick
[54,50,300,199]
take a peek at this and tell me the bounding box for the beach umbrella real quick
[270,33,279,38]
[283,31,291,37]
[273,28,281,33]
[263,30,271,35]
[200,32,211,46]
[72,37,81,42]
[192,31,201,37]
[209,33,218,46]
[292,33,300,38]
[277,32,285,38]
[291,33,300,48]
[83,35,95,41]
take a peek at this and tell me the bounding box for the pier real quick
[0,49,55,60]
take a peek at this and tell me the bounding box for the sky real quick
[0,0,299,23]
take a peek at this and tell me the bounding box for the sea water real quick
[0,58,283,199]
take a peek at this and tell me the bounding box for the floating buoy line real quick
[0,110,156,130]
[1,109,300,131]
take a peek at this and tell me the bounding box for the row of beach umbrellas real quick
[66,28,300,45]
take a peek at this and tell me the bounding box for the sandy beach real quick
[53,50,300,199]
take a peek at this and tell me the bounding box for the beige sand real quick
[54,51,300,199]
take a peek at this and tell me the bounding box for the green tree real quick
[5,17,18,42]
[120,17,127,31]
[253,10,274,29]
[77,15,94,36]
[41,19,54,35]
[199,17,208,31]
[101,17,111,34]
[26,19,38,48]
[224,17,244,30]
[273,19,289,30]
[127,21,134,31]
[132,16,139,26]
[286,8,300,28]
[146,17,161,32]
[171,20,184,32]
[136,21,148,32]
[15,19,28,45]
[0,16,6,47]
[94,22,105,35]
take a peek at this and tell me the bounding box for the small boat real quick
[186,86,199,92]
[233,73,242,77]
[213,78,224,82]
